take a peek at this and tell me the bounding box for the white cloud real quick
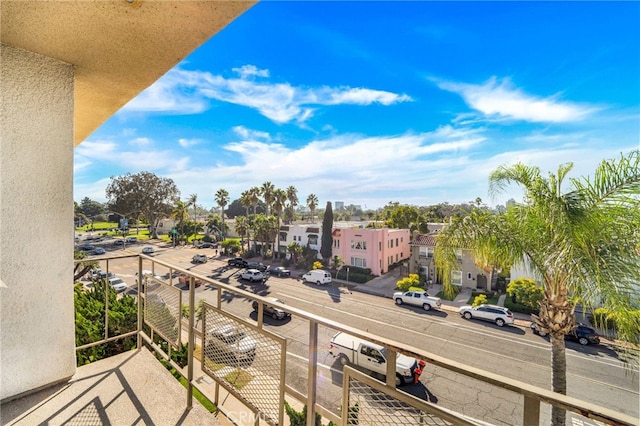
[232,126,271,141]
[178,138,201,148]
[130,137,152,146]
[120,66,412,124]
[436,77,597,123]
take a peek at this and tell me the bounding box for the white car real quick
[108,277,128,293]
[459,304,514,327]
[142,246,155,254]
[89,269,115,281]
[393,290,442,311]
[192,254,208,264]
[206,324,257,366]
[240,269,264,282]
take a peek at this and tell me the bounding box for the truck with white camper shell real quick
[329,331,424,386]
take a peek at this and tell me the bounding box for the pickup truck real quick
[393,290,442,311]
[329,332,423,386]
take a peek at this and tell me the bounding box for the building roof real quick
[411,234,438,246]
[1,0,255,146]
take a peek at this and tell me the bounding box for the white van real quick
[302,269,332,285]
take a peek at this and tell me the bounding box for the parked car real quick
[125,236,138,244]
[246,261,267,272]
[530,323,600,345]
[267,266,291,277]
[178,273,204,288]
[113,239,125,246]
[198,242,215,248]
[89,269,115,281]
[240,269,265,282]
[393,290,442,311]
[90,247,106,255]
[108,277,128,293]
[78,243,95,251]
[302,270,332,285]
[142,246,155,254]
[459,304,514,327]
[206,324,257,366]
[192,254,208,264]
[252,297,291,320]
[227,257,248,268]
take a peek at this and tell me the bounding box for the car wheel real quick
[463,312,472,320]
[316,280,321,286]
[338,354,349,366]
[395,298,403,305]
[578,337,589,346]
[496,318,505,327]
[423,303,431,311]
[272,312,279,320]
[395,373,404,387]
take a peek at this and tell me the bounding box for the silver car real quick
[459,304,514,327]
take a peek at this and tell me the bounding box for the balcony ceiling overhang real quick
[1,0,256,146]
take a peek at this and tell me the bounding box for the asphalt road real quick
[84,241,640,425]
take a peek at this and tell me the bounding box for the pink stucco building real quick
[331,226,410,276]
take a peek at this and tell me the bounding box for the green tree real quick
[105,171,179,239]
[434,151,640,425]
[507,277,544,310]
[387,205,420,231]
[306,193,319,223]
[260,181,275,216]
[171,200,189,242]
[321,201,334,261]
[215,188,230,238]
[287,242,303,264]
[472,294,488,307]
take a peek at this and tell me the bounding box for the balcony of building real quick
[1,253,635,426]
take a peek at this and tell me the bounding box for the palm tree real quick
[261,181,275,216]
[249,186,261,215]
[434,151,640,426]
[170,200,189,244]
[214,189,229,239]
[306,193,319,223]
[240,190,252,217]
[188,193,198,237]
[235,215,249,254]
[272,188,287,258]
[285,185,298,224]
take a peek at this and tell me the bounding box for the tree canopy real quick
[321,201,333,261]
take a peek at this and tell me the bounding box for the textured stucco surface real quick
[0,45,76,401]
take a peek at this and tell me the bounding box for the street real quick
[85,242,640,425]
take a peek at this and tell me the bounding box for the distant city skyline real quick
[74,2,639,210]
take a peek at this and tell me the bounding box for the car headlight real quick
[401,370,411,377]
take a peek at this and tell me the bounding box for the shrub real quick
[507,277,543,310]
[396,274,421,292]
[472,294,487,307]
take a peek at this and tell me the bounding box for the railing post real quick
[187,276,195,409]
[104,259,110,341]
[306,321,318,426]
[137,256,143,349]
[523,395,540,425]
[386,348,397,387]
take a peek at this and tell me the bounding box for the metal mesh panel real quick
[201,302,285,426]
[144,276,182,348]
[346,376,453,426]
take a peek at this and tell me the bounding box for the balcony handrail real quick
[74,253,637,426]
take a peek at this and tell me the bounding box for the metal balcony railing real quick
[74,253,637,426]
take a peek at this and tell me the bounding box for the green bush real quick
[396,274,421,292]
[507,277,543,310]
[472,294,487,307]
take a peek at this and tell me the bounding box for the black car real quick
[246,261,267,272]
[267,266,291,277]
[531,323,600,345]
[198,242,215,248]
[228,257,248,268]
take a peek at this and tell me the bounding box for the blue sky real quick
[74,1,640,210]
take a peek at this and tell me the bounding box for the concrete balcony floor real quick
[1,347,227,426]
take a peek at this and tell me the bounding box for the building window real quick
[395,254,398,262]
[308,234,318,245]
[351,257,366,268]
[452,270,462,286]
[401,237,403,243]
[396,238,399,246]
[379,241,382,251]
[333,239,340,249]
[279,232,287,241]
[351,240,367,250]
[467,272,472,280]
[456,249,463,262]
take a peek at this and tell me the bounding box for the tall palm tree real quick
[434,151,640,426]
[272,188,287,258]
[240,190,252,217]
[286,185,298,208]
[306,193,319,223]
[261,181,275,216]
[249,186,261,215]
[170,200,189,244]
[188,193,198,236]
[214,189,229,240]
[235,215,249,254]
